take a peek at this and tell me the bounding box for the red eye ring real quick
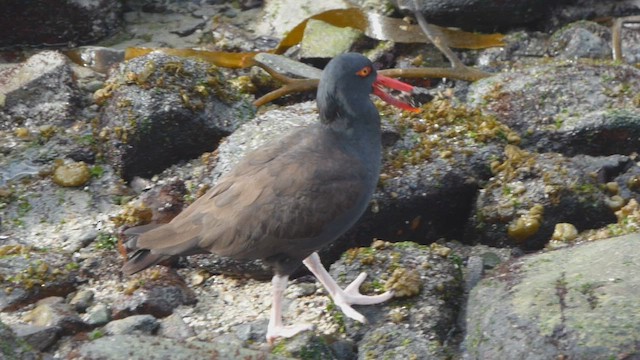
[355,66,372,77]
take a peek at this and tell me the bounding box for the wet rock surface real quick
[1,0,640,359]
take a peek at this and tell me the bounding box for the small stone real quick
[158,313,195,340]
[69,290,94,313]
[287,282,317,298]
[104,314,159,335]
[84,303,111,326]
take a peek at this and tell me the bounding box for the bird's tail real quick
[121,249,169,275]
[121,223,169,275]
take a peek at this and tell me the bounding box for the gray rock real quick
[84,303,112,327]
[70,334,290,359]
[0,0,122,47]
[549,21,611,60]
[0,51,80,131]
[158,313,195,340]
[98,52,255,181]
[12,323,61,352]
[104,315,159,335]
[0,320,41,360]
[69,289,95,313]
[462,233,640,359]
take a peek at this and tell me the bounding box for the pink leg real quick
[266,274,314,343]
[302,252,394,323]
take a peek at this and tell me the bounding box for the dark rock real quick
[468,61,640,156]
[67,334,290,359]
[98,52,255,181]
[157,313,195,340]
[0,0,122,48]
[462,233,640,359]
[0,320,42,360]
[548,0,640,31]
[0,51,80,131]
[112,267,197,319]
[104,314,159,335]
[393,0,555,31]
[23,296,90,335]
[13,323,61,352]
[466,149,619,249]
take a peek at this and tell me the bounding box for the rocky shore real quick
[1,0,640,359]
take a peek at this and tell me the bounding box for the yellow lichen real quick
[507,204,544,242]
[52,161,91,187]
[429,243,451,257]
[384,98,520,174]
[111,203,153,227]
[385,267,421,298]
[551,223,578,242]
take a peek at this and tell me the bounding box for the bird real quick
[121,52,419,342]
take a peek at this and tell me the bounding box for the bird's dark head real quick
[317,53,418,125]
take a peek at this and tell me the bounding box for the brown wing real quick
[135,126,371,262]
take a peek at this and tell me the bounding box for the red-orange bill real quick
[373,74,421,113]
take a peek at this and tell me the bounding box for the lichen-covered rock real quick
[466,147,621,249]
[98,52,255,181]
[0,247,80,311]
[462,233,640,359]
[329,240,463,359]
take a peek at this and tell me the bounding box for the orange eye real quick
[355,66,372,77]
